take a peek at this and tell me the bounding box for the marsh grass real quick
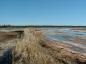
[12,28,85,64]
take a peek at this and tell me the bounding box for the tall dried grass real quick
[12,28,84,64]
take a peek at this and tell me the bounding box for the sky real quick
[0,0,86,26]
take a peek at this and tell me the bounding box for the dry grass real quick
[12,28,86,64]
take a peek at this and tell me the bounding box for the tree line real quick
[0,24,86,28]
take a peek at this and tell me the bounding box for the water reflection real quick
[47,28,86,41]
[46,28,86,53]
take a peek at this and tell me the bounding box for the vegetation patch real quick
[12,28,86,64]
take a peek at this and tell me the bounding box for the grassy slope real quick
[12,28,86,64]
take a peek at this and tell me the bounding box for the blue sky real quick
[0,0,86,25]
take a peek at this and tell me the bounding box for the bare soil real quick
[0,32,17,42]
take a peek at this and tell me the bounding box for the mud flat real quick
[46,40,86,61]
[45,28,86,55]
[70,28,86,32]
[0,28,86,64]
